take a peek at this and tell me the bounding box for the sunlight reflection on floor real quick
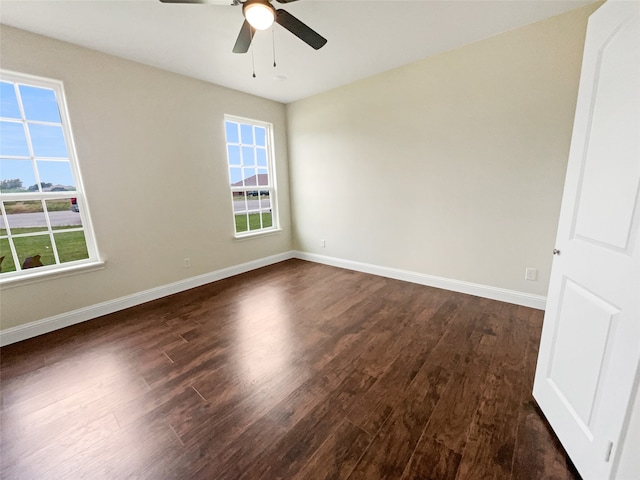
[234,285,295,397]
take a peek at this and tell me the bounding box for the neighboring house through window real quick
[0,70,99,282]
[224,115,278,236]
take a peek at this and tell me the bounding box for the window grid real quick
[0,70,97,279]
[224,116,277,236]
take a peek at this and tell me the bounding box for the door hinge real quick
[604,441,614,462]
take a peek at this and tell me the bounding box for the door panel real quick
[573,15,640,249]
[533,1,640,479]
[548,278,618,431]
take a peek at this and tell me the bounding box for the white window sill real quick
[234,228,282,242]
[0,261,106,290]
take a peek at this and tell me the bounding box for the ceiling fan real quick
[159,0,327,54]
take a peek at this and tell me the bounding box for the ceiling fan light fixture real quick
[244,1,275,30]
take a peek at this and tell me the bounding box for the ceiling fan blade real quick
[275,9,327,50]
[233,20,255,53]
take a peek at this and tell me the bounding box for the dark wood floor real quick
[0,259,580,480]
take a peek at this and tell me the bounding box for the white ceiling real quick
[0,0,595,104]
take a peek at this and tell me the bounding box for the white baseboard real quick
[1,250,546,346]
[293,251,547,311]
[0,251,294,346]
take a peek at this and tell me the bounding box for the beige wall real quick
[0,26,292,331]
[286,3,599,297]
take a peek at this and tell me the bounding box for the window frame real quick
[0,69,100,285]
[224,115,279,238]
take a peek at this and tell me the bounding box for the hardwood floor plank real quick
[455,367,522,480]
[307,296,396,372]
[451,303,526,477]
[40,415,184,480]
[240,368,376,479]
[1,348,140,415]
[186,414,287,480]
[401,435,462,480]
[1,411,120,479]
[292,418,372,480]
[511,400,575,480]
[347,338,432,435]
[347,363,452,479]
[179,360,312,448]
[114,385,209,437]
[422,331,496,454]
[1,372,148,452]
[419,297,484,375]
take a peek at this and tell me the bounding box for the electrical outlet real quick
[320,239,326,248]
[184,258,191,268]
[525,268,537,281]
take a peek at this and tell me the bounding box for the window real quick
[224,115,278,236]
[0,70,98,282]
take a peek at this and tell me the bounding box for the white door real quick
[532,1,640,479]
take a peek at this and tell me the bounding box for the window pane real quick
[3,201,48,235]
[225,121,239,144]
[0,238,17,273]
[235,213,248,233]
[19,85,61,123]
[0,121,29,156]
[257,169,268,186]
[240,123,253,144]
[227,145,241,165]
[255,126,266,147]
[36,160,75,190]
[258,191,271,211]
[261,211,272,228]
[1,159,36,192]
[13,234,54,269]
[0,82,21,119]
[243,168,256,186]
[256,148,267,166]
[54,231,89,263]
[247,212,262,231]
[229,167,242,186]
[45,199,82,229]
[28,124,68,157]
[233,190,247,215]
[241,146,255,166]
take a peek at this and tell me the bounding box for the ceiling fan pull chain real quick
[272,28,277,68]
[250,26,257,78]
[252,46,256,78]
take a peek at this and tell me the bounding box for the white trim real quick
[293,251,547,310]
[233,228,282,241]
[0,250,547,346]
[0,260,105,289]
[0,252,294,346]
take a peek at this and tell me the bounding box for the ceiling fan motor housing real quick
[242,0,276,30]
